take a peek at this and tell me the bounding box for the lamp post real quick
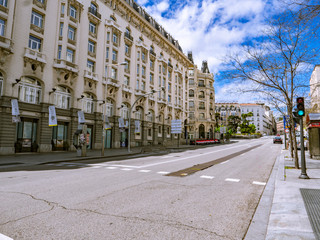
[128,87,165,152]
[101,61,127,156]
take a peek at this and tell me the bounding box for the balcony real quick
[0,36,13,52]
[24,47,46,64]
[198,84,206,87]
[134,89,146,96]
[0,4,8,13]
[33,0,46,10]
[174,67,182,75]
[122,84,132,93]
[157,98,166,104]
[124,32,133,41]
[84,70,98,81]
[88,7,101,19]
[103,77,120,88]
[199,106,205,110]
[53,59,78,73]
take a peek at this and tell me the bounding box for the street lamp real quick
[128,87,165,152]
[101,61,127,156]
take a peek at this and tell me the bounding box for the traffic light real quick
[296,97,305,116]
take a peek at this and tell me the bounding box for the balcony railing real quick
[0,36,13,51]
[122,84,132,93]
[84,70,98,81]
[198,84,206,87]
[199,106,205,110]
[24,47,46,63]
[53,59,78,73]
[88,7,101,19]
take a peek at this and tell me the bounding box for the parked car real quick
[273,136,283,144]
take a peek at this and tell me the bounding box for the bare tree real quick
[225,8,319,168]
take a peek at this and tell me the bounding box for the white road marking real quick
[161,155,173,159]
[252,181,266,186]
[157,171,170,175]
[121,168,133,171]
[225,178,240,182]
[200,175,215,179]
[240,154,245,156]
[0,233,13,240]
[91,166,101,169]
[220,160,229,165]
[106,167,117,170]
[139,170,151,173]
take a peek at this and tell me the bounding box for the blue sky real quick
[136,0,286,103]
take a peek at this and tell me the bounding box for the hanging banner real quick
[78,111,86,124]
[171,119,182,134]
[135,120,141,133]
[48,106,58,126]
[11,99,20,116]
[12,115,21,123]
[118,118,125,128]
[104,116,111,130]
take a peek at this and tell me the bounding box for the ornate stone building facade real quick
[310,65,320,112]
[215,103,241,127]
[186,53,215,140]
[0,0,215,154]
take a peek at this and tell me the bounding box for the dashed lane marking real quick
[225,178,240,182]
[220,160,229,165]
[157,171,170,175]
[139,170,151,173]
[121,168,133,171]
[200,175,215,179]
[252,181,266,186]
[106,167,118,170]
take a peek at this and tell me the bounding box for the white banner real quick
[48,106,57,126]
[135,120,141,133]
[78,111,86,124]
[11,99,20,116]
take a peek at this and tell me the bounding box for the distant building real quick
[187,54,215,139]
[240,103,276,135]
[215,103,241,127]
[310,65,320,112]
[276,120,284,135]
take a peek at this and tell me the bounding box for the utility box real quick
[307,113,320,159]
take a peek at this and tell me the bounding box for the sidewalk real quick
[247,147,320,240]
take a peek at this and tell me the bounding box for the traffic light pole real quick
[299,117,309,179]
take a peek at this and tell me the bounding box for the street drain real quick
[166,144,262,177]
[300,188,320,240]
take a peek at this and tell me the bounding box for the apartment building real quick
[310,65,320,112]
[186,53,215,140]
[0,0,215,154]
[240,103,276,135]
[215,103,241,127]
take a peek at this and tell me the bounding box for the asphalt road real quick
[0,138,281,240]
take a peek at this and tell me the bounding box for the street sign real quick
[171,119,182,134]
[220,127,226,134]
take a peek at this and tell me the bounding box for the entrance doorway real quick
[52,123,69,151]
[86,125,93,149]
[199,124,205,139]
[120,129,128,147]
[15,118,38,152]
[105,129,112,149]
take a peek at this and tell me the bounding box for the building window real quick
[112,50,117,62]
[141,81,145,91]
[87,60,95,72]
[105,99,114,117]
[28,35,42,51]
[0,72,3,96]
[82,93,94,114]
[150,60,154,69]
[111,68,117,79]
[189,79,194,85]
[0,0,7,7]
[142,52,145,61]
[137,64,140,75]
[89,22,96,34]
[124,76,129,86]
[168,95,171,103]
[88,40,95,53]
[125,44,130,55]
[142,66,146,76]
[66,48,74,62]
[168,83,171,93]
[0,19,5,37]
[189,101,194,108]
[120,104,129,119]
[69,5,77,19]
[59,23,64,37]
[58,45,62,59]
[112,33,118,44]
[31,11,43,28]
[18,77,42,104]
[54,86,71,109]
[199,113,205,119]
[150,73,154,84]
[136,79,139,90]
[68,26,76,40]
[61,3,65,15]
[106,47,109,59]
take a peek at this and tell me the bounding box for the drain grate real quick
[166,144,261,177]
[300,188,320,240]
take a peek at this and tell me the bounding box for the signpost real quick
[171,119,182,148]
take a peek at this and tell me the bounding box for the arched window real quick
[189,89,194,97]
[146,110,154,122]
[135,107,142,120]
[54,85,71,109]
[82,92,95,113]
[105,98,114,117]
[0,72,3,96]
[199,91,205,98]
[18,77,42,104]
[120,103,129,119]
